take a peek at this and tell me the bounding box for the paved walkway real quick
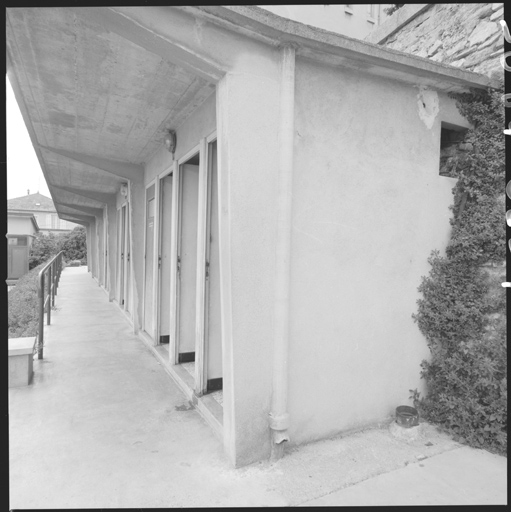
[9,267,507,508]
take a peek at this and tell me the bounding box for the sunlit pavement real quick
[9,267,507,508]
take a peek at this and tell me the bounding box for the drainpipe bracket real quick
[269,412,290,431]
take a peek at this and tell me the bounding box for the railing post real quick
[51,261,55,308]
[36,251,65,360]
[55,254,60,295]
[38,273,45,360]
[47,266,52,325]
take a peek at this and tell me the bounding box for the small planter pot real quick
[396,405,419,428]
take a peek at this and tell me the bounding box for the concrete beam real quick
[59,215,89,227]
[6,50,62,211]
[72,7,224,82]
[190,5,496,91]
[58,213,94,223]
[54,202,105,218]
[50,185,115,205]
[40,146,143,183]
[364,4,432,45]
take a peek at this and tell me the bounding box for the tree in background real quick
[59,226,87,262]
[28,232,61,269]
[29,226,87,269]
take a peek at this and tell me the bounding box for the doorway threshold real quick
[209,389,223,406]
[139,340,223,441]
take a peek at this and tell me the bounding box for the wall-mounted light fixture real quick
[164,130,177,154]
[120,183,128,197]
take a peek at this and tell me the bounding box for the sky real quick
[6,76,51,200]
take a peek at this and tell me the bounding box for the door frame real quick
[124,198,133,315]
[116,205,124,304]
[202,130,219,393]
[194,132,218,395]
[169,144,200,366]
[103,206,108,289]
[117,202,130,310]
[165,132,219,395]
[142,178,158,341]
[155,164,174,345]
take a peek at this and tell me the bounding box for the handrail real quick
[37,251,65,359]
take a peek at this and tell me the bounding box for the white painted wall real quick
[286,57,470,446]
[7,215,37,236]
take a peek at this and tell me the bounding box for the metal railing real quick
[36,251,65,359]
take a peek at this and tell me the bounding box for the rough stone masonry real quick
[380,3,504,79]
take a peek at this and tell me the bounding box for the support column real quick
[269,43,296,459]
[96,213,104,286]
[129,179,145,334]
[90,218,97,279]
[85,224,91,273]
[106,201,118,301]
[216,57,281,467]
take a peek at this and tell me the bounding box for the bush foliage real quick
[60,226,87,262]
[8,262,47,338]
[12,226,87,338]
[29,232,61,270]
[413,83,506,455]
[29,226,87,269]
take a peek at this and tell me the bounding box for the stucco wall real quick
[287,57,470,446]
[129,93,217,334]
[144,92,216,185]
[8,216,37,236]
[378,3,504,79]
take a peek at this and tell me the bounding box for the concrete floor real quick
[9,267,507,508]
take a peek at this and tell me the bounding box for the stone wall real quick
[368,3,504,79]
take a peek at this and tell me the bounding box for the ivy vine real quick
[412,81,507,455]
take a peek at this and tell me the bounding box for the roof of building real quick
[192,6,497,91]
[6,6,498,226]
[7,192,56,213]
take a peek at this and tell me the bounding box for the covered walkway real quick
[9,267,507,508]
[8,267,283,508]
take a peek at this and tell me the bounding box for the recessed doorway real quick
[156,172,173,350]
[177,152,200,374]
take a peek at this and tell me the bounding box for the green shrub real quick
[413,83,506,455]
[29,226,87,269]
[29,232,62,270]
[8,262,47,338]
[60,226,87,261]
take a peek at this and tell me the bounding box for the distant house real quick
[6,211,39,283]
[7,192,80,235]
[259,4,392,39]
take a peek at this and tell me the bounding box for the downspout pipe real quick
[269,43,296,460]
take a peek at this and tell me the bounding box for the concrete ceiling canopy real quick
[6,6,217,218]
[6,6,494,222]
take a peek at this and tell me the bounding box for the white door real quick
[178,163,200,361]
[144,184,156,338]
[157,174,173,345]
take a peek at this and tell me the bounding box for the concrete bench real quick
[8,337,36,388]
